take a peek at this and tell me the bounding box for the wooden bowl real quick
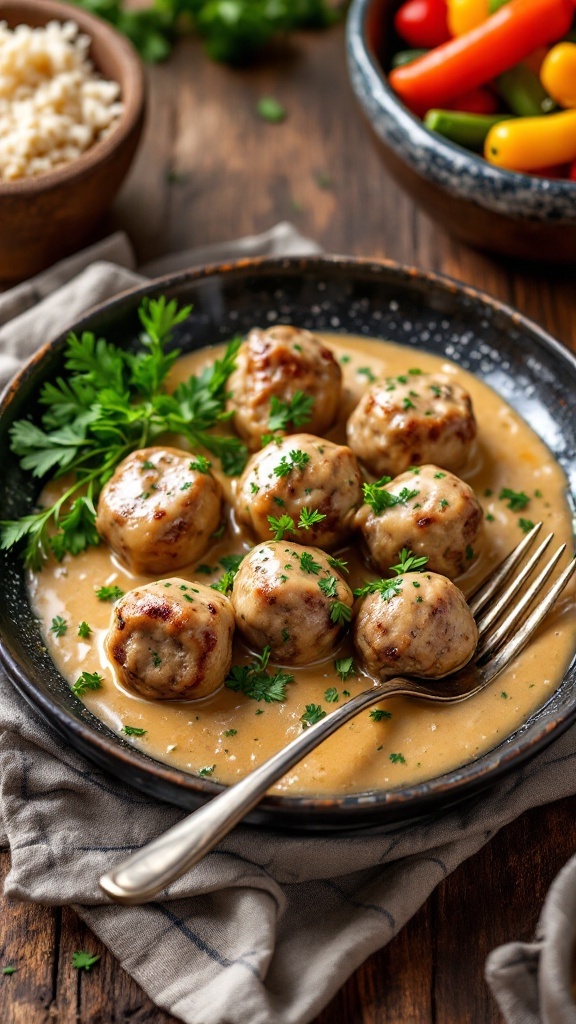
[346,0,576,262]
[0,0,146,282]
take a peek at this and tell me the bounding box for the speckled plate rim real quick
[346,0,576,221]
[1,254,575,831]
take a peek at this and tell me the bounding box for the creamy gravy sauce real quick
[28,335,576,796]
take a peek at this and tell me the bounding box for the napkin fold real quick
[1,225,576,1024]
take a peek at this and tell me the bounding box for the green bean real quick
[495,64,555,117]
[423,110,514,151]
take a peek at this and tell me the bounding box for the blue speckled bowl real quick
[347,0,576,261]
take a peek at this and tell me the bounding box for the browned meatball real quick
[231,541,353,665]
[356,464,483,579]
[235,433,362,551]
[95,447,222,575]
[353,572,477,679]
[105,579,235,700]
[346,373,477,477]
[226,325,342,450]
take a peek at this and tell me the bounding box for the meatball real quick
[226,325,342,450]
[353,572,477,679]
[95,447,222,575]
[231,541,353,665]
[346,373,477,477]
[235,433,363,551]
[356,464,483,579]
[106,579,235,700]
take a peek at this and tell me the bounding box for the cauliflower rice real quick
[0,19,123,182]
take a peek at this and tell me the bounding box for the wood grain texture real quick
[1,17,576,1024]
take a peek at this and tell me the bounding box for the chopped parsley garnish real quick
[250,482,259,494]
[150,650,162,667]
[324,687,339,703]
[196,564,215,574]
[354,578,403,600]
[318,575,338,597]
[225,646,294,703]
[123,725,147,737]
[267,514,296,540]
[198,765,216,777]
[223,729,237,737]
[486,513,495,522]
[273,449,310,477]
[301,703,326,727]
[466,545,474,560]
[357,366,376,383]
[72,951,100,972]
[0,297,247,569]
[2,966,17,976]
[268,391,314,431]
[330,601,352,625]
[95,585,124,602]
[327,555,349,574]
[390,548,428,575]
[369,709,392,722]
[501,691,508,699]
[434,471,446,479]
[141,459,155,470]
[189,455,212,474]
[362,478,419,515]
[334,657,355,681]
[50,615,67,637]
[403,396,416,410]
[281,628,290,643]
[389,752,406,764]
[256,97,286,123]
[499,488,530,512]
[298,551,322,575]
[298,507,327,529]
[72,671,104,697]
[518,518,535,533]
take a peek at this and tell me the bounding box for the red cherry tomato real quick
[394,0,451,49]
[449,87,500,114]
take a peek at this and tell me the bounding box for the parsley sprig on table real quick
[0,296,247,569]
[68,0,340,65]
[225,646,294,703]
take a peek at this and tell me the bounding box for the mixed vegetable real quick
[388,0,576,177]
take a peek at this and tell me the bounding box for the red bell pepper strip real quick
[389,0,575,110]
[394,0,451,50]
[449,86,499,113]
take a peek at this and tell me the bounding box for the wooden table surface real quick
[2,19,576,1024]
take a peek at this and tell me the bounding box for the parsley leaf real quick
[518,518,536,533]
[369,709,392,722]
[95,585,124,602]
[324,687,339,703]
[330,601,352,625]
[72,951,100,972]
[273,449,310,477]
[77,621,92,638]
[122,725,147,737]
[499,488,530,512]
[301,703,326,727]
[334,657,355,681]
[389,752,406,764]
[50,615,67,637]
[354,578,403,601]
[225,646,294,703]
[362,478,419,515]
[267,514,296,540]
[211,569,237,596]
[390,548,428,575]
[198,765,215,777]
[298,507,326,529]
[298,550,322,574]
[2,966,17,975]
[189,455,212,474]
[256,97,286,122]
[72,671,104,697]
[268,391,314,431]
[318,575,338,597]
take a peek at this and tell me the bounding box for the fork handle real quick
[99,678,410,904]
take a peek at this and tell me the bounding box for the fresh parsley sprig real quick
[225,646,294,703]
[268,391,314,432]
[363,478,420,515]
[390,549,429,575]
[1,297,247,569]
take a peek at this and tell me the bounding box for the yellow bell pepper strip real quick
[495,63,556,115]
[389,0,575,111]
[540,42,576,106]
[447,0,489,36]
[484,108,576,170]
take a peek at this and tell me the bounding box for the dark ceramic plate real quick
[1,257,575,831]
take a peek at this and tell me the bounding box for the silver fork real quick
[99,523,575,905]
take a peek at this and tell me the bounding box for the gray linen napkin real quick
[486,855,576,1024]
[1,227,576,1024]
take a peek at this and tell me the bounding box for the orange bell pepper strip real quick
[484,109,576,171]
[389,0,575,110]
[540,42,576,107]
